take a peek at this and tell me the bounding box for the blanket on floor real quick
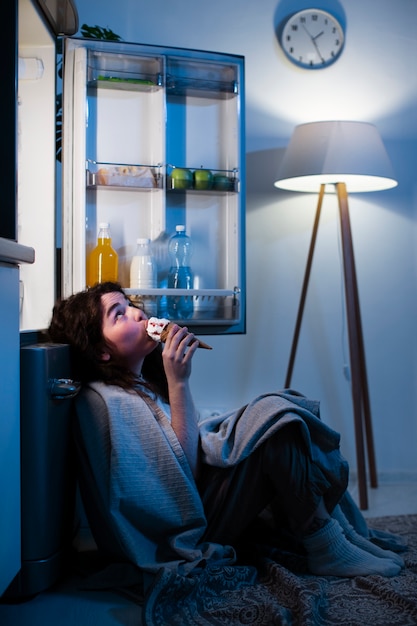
[77,514,414,625]
[141,514,415,625]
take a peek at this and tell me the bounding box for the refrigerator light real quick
[18,57,44,81]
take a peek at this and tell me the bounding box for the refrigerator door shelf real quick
[166,77,238,99]
[125,287,238,297]
[86,160,163,190]
[90,76,163,93]
[167,166,239,193]
[125,288,241,324]
[87,49,163,88]
[166,57,239,98]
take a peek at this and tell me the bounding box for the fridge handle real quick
[49,378,81,400]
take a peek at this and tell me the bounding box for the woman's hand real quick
[162,324,200,478]
[161,324,199,383]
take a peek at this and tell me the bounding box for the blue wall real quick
[74,0,417,479]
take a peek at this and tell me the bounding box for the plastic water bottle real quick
[167,225,194,319]
[130,238,157,316]
[86,222,118,287]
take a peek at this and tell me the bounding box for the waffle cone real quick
[160,322,212,349]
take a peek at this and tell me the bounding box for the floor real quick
[0,480,416,626]
[349,477,417,519]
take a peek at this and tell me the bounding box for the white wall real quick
[74,0,417,479]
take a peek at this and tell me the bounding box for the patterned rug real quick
[142,514,417,625]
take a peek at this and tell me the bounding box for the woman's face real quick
[100,291,157,372]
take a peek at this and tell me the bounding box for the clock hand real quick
[312,38,325,63]
[302,24,325,63]
[312,30,324,41]
[302,23,313,38]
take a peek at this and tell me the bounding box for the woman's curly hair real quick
[48,282,168,401]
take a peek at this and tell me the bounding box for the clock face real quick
[281,9,344,69]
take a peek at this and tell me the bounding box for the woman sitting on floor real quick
[48,281,404,584]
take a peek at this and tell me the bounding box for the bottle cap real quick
[137,238,150,244]
[175,225,186,232]
[99,222,110,229]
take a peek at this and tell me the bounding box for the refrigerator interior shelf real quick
[86,160,163,189]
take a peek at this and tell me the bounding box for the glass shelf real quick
[166,166,238,192]
[88,77,162,93]
[166,57,239,99]
[86,160,163,190]
[87,49,163,92]
[124,287,241,324]
[166,76,238,98]
[124,288,239,297]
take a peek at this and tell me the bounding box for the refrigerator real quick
[0,0,78,598]
[61,37,246,334]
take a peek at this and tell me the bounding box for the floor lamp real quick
[274,121,398,510]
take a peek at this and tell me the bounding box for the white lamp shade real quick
[274,121,398,193]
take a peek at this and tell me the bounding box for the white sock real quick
[303,518,402,577]
[332,505,404,568]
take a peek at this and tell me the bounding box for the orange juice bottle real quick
[86,222,118,287]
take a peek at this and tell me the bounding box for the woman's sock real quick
[332,505,404,568]
[303,518,402,577]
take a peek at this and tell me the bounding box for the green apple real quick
[194,168,213,190]
[170,168,193,190]
[213,173,232,191]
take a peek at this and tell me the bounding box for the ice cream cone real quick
[147,318,212,350]
[160,323,212,349]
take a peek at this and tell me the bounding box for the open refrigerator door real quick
[61,38,245,334]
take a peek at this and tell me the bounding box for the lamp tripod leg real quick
[284,184,325,388]
[337,182,377,510]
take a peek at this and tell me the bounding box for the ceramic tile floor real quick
[1,480,416,626]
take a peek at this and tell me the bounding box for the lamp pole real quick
[284,182,377,510]
[337,182,377,510]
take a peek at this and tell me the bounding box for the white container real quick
[130,238,157,316]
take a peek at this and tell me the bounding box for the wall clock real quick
[280,9,344,69]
